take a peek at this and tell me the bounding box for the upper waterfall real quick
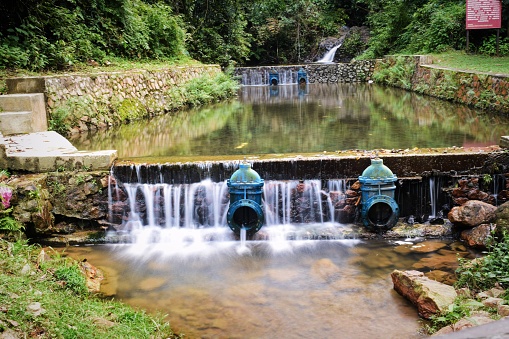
[317,44,341,63]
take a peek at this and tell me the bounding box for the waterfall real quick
[112,178,349,240]
[428,177,444,220]
[317,44,341,63]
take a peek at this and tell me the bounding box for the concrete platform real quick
[0,131,117,172]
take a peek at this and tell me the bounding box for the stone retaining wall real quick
[235,60,376,85]
[376,55,509,114]
[7,65,222,133]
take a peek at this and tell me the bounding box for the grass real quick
[430,51,509,74]
[0,239,182,338]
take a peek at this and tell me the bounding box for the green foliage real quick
[372,56,416,90]
[401,1,465,54]
[165,70,240,108]
[112,98,147,123]
[54,263,89,295]
[455,232,509,291]
[427,298,485,333]
[0,0,186,70]
[186,71,240,105]
[479,35,509,56]
[341,31,367,60]
[359,0,416,59]
[0,214,23,233]
[49,97,95,136]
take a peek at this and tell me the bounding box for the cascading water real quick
[110,177,350,248]
[317,44,341,63]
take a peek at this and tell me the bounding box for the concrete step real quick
[0,93,47,135]
[0,94,36,111]
[0,131,117,172]
[0,112,34,135]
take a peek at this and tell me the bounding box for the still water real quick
[64,236,477,338]
[70,83,509,160]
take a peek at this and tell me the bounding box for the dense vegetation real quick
[1,0,508,70]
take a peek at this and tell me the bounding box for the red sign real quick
[466,0,502,29]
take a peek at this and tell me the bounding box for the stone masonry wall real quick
[375,56,509,114]
[235,60,376,85]
[7,65,222,133]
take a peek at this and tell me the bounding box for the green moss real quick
[112,98,147,123]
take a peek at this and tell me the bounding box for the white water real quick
[240,68,301,86]
[317,44,341,63]
[110,178,350,251]
[429,177,442,219]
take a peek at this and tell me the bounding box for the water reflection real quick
[70,84,509,159]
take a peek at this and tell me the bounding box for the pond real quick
[63,237,478,338]
[69,83,509,161]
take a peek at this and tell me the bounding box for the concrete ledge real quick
[6,77,47,94]
[0,131,117,172]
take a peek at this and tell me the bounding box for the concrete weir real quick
[112,149,504,184]
[112,146,509,221]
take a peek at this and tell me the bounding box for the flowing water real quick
[69,83,509,160]
[64,238,476,338]
[66,82,494,337]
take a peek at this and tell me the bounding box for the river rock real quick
[460,223,496,249]
[391,270,457,319]
[448,200,496,228]
[79,260,104,293]
[432,311,495,336]
[494,201,509,235]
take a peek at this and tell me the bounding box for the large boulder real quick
[391,270,457,319]
[448,200,496,228]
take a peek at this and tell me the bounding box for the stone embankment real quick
[376,55,509,114]
[6,65,221,134]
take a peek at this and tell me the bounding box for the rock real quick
[448,200,496,228]
[498,304,509,316]
[0,328,19,339]
[79,260,104,293]
[391,269,457,319]
[434,311,495,335]
[481,297,503,308]
[26,302,45,316]
[494,201,509,235]
[460,223,496,249]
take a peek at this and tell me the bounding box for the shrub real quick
[455,231,509,291]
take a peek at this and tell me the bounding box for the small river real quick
[63,235,479,338]
[69,83,509,161]
[67,83,490,337]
